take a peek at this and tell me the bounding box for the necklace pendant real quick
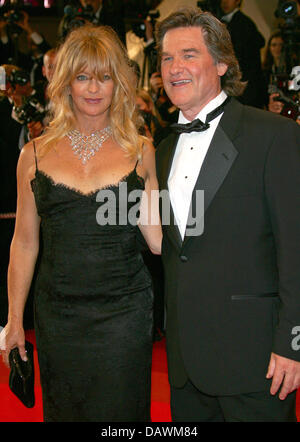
[67,126,112,164]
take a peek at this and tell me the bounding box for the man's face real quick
[160,26,227,120]
[220,0,240,15]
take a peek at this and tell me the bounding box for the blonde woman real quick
[0,25,161,422]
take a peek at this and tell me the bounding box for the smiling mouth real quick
[171,80,191,87]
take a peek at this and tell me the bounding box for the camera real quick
[274,1,300,70]
[269,1,300,122]
[61,4,95,39]
[275,0,298,19]
[7,69,30,88]
[5,69,46,124]
[1,7,24,36]
[14,96,46,125]
[131,9,160,40]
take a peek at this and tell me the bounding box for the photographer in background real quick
[0,64,22,327]
[0,7,50,74]
[21,13,51,87]
[58,0,126,44]
[0,64,22,213]
[268,0,300,124]
[220,0,267,108]
[0,62,37,329]
[6,67,47,148]
[126,1,162,89]
[149,71,178,124]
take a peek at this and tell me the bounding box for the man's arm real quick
[264,118,300,398]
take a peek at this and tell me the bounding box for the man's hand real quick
[16,10,32,35]
[150,72,164,95]
[266,353,300,400]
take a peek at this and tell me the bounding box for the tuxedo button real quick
[180,255,188,262]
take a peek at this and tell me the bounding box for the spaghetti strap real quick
[32,140,38,170]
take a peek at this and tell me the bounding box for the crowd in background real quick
[0,0,299,334]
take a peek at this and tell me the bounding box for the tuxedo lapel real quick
[182,99,242,248]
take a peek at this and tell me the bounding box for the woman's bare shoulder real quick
[18,139,41,181]
[140,137,155,164]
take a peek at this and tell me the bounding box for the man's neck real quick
[179,90,227,122]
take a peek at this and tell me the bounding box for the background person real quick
[58,0,126,44]
[220,0,267,108]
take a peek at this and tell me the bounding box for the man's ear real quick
[217,62,228,77]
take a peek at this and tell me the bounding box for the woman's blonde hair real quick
[39,24,144,159]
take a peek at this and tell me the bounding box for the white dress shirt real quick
[168,90,228,239]
[221,8,239,23]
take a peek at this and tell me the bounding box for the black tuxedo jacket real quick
[156,98,300,395]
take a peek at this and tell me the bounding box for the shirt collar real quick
[178,90,228,124]
[221,8,239,23]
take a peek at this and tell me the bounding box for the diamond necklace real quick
[67,126,112,165]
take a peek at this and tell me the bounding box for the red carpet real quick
[0,329,299,422]
[0,329,171,422]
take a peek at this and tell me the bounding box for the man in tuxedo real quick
[220,0,267,108]
[155,7,300,421]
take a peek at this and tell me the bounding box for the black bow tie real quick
[170,97,230,134]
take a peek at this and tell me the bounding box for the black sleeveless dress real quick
[30,145,153,422]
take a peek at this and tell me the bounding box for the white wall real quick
[242,0,279,42]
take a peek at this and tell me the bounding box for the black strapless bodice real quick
[30,165,153,422]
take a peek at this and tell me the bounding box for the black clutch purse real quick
[9,340,35,408]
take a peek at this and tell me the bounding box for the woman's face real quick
[69,68,114,122]
[270,37,283,59]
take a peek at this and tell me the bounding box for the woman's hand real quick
[0,323,27,369]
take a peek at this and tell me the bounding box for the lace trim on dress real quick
[30,168,145,198]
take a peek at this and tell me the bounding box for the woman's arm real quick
[137,141,162,255]
[1,142,41,367]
